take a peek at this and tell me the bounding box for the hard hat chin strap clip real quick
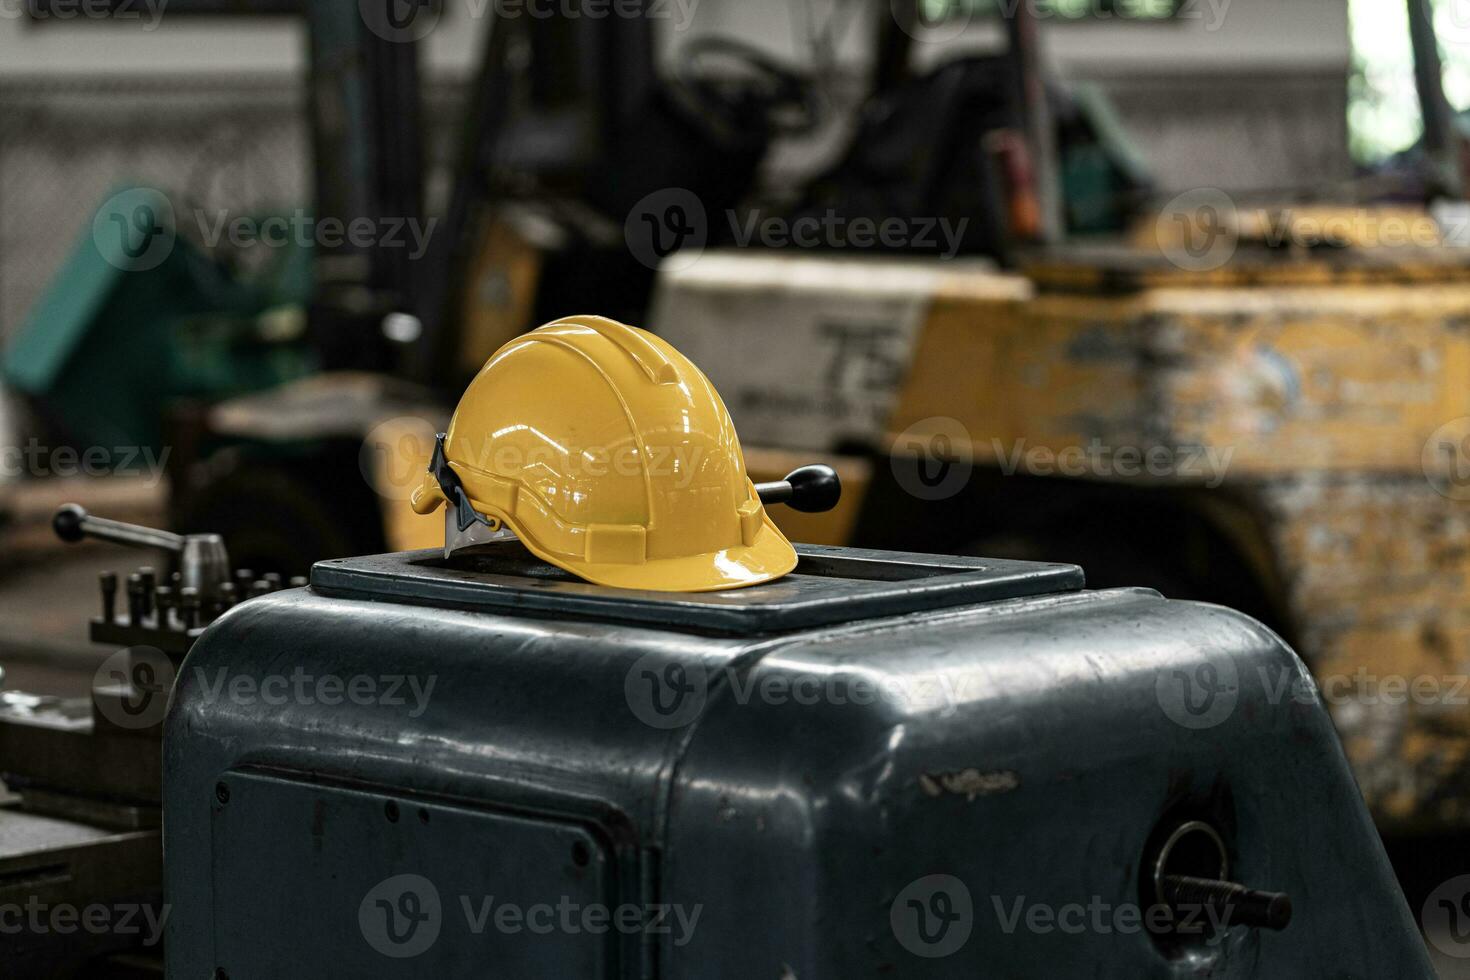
[430,433,497,534]
[442,507,513,559]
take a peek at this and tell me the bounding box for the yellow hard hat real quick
[411,315,799,592]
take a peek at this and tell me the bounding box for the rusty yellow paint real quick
[1137,204,1448,260]
[457,216,544,375]
[1253,476,1470,828]
[887,239,1470,830]
[368,415,446,553]
[892,276,1470,477]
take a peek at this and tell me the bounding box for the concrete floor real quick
[0,488,1465,976]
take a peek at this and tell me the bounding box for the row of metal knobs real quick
[98,567,307,632]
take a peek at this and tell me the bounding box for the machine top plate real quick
[309,542,1084,635]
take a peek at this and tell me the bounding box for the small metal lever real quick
[1161,874,1292,932]
[54,504,231,600]
[54,503,182,552]
[755,465,842,514]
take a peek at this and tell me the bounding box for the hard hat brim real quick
[520,513,798,593]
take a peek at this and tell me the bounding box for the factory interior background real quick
[2,0,1470,975]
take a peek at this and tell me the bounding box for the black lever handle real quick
[54,503,184,552]
[55,504,232,600]
[1161,875,1292,932]
[756,465,842,514]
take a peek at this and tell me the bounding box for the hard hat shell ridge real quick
[412,315,797,591]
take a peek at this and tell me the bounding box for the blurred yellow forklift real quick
[887,224,1470,833]
[649,0,1470,838]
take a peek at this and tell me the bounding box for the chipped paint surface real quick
[886,255,1470,830]
[919,769,1020,802]
[892,285,1470,477]
[1259,476,1470,829]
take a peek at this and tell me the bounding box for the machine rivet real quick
[384,800,400,823]
[215,782,230,805]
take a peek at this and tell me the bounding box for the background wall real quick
[682,0,1353,194]
[0,0,1354,348]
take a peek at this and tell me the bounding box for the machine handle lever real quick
[55,504,232,600]
[756,465,842,514]
[1161,874,1292,932]
[54,503,184,553]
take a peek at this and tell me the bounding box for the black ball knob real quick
[784,465,842,514]
[53,504,88,543]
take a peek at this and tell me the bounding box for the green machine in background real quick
[2,187,316,463]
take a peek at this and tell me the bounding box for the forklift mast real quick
[302,1,428,374]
